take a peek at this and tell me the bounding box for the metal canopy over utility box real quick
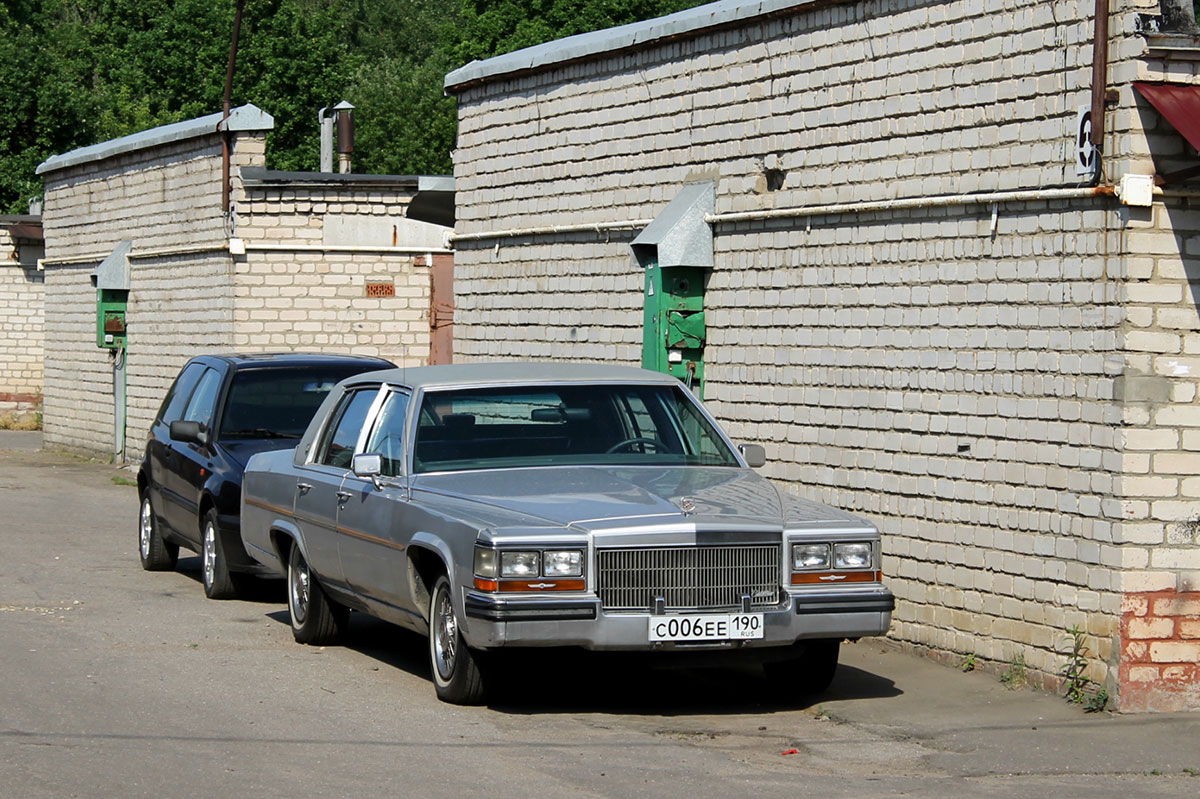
[91,240,131,349]
[631,182,714,396]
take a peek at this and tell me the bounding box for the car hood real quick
[219,438,299,470]
[412,466,864,531]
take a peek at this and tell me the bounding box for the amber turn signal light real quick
[791,570,881,585]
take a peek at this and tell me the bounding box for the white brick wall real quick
[40,124,438,460]
[447,0,1200,706]
[0,230,44,408]
[231,250,430,365]
[40,130,235,459]
[235,179,432,366]
[41,136,226,261]
[123,253,236,455]
[42,262,118,454]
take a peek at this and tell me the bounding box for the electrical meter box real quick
[630,182,714,397]
[641,262,706,392]
[97,289,128,349]
[91,240,132,350]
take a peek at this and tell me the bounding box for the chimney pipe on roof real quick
[318,106,334,172]
[222,0,245,214]
[334,101,354,174]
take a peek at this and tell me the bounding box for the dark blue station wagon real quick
[136,352,393,598]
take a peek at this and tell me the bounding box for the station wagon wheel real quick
[762,638,841,700]
[138,492,178,571]
[287,544,346,645]
[201,509,238,599]
[429,575,486,705]
[605,437,663,454]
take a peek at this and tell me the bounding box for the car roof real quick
[194,352,394,370]
[342,361,681,391]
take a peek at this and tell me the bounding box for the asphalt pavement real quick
[2,430,1199,798]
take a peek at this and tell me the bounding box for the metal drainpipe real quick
[113,347,126,463]
[704,186,1116,227]
[448,188,1116,243]
[221,0,245,214]
[1089,0,1109,184]
[451,218,654,243]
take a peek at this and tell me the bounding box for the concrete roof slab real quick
[36,104,274,176]
[444,0,809,92]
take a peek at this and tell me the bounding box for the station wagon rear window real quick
[219,367,376,440]
[413,384,738,473]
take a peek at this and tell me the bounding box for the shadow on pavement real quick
[263,607,902,715]
[173,555,286,603]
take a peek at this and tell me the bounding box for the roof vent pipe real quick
[334,101,354,174]
[318,106,334,173]
[1089,0,1110,185]
[221,0,245,214]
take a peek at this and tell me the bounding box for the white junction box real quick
[1119,173,1155,207]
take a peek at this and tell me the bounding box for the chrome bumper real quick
[462,587,893,650]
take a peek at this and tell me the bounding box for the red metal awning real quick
[1134,81,1200,152]
[5,223,41,240]
[0,215,42,241]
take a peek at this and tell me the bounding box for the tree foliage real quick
[0,0,705,212]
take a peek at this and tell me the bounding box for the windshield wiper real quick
[221,428,300,440]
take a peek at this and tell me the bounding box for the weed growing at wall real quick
[1061,625,1108,712]
[0,410,40,431]
[0,391,43,431]
[1000,653,1026,689]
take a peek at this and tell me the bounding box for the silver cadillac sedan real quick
[240,363,893,704]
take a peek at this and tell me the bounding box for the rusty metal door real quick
[428,254,454,365]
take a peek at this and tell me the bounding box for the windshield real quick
[218,368,369,440]
[413,383,738,473]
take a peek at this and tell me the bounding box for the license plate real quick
[648,613,764,642]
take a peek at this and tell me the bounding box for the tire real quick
[762,638,841,698]
[428,575,487,705]
[287,543,346,645]
[201,509,238,599]
[138,492,178,571]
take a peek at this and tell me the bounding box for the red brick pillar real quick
[1119,590,1200,712]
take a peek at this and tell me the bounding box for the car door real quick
[336,388,416,619]
[146,361,206,525]
[162,365,225,542]
[292,385,382,593]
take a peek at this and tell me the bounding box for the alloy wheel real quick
[139,499,153,559]
[202,521,217,588]
[290,556,310,624]
[433,588,457,679]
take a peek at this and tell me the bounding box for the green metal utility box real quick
[641,261,706,392]
[96,289,128,349]
[91,240,132,350]
[631,182,714,397]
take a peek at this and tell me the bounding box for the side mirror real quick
[352,453,384,488]
[169,420,208,446]
[738,443,766,468]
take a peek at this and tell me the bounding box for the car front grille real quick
[596,544,782,612]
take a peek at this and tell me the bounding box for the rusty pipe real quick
[221,0,245,214]
[1089,0,1109,184]
[449,187,1117,244]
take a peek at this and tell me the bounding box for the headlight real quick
[543,550,583,577]
[500,551,540,578]
[474,547,497,578]
[834,542,872,569]
[792,543,830,570]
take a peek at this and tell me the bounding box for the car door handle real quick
[335,491,352,503]
[296,482,312,494]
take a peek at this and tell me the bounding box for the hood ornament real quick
[678,496,696,515]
